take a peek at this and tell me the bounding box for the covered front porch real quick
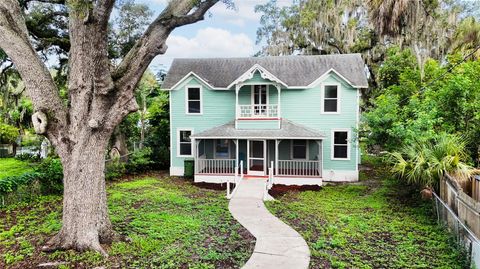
[191,119,325,185]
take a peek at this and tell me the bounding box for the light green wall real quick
[170,72,359,171]
[170,77,235,167]
[280,74,358,171]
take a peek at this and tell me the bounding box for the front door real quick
[247,140,266,176]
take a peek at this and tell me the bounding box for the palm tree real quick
[389,133,477,189]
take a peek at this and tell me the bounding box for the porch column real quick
[276,85,281,117]
[235,139,239,168]
[235,84,240,128]
[275,139,280,176]
[195,139,200,174]
[316,140,322,177]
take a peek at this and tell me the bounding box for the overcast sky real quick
[137,0,293,72]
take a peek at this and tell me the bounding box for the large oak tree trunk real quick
[0,0,221,255]
[43,134,114,255]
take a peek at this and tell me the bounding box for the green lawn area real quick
[266,166,469,269]
[0,174,254,269]
[0,158,34,179]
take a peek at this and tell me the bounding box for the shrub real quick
[125,147,153,174]
[15,153,41,162]
[105,161,126,181]
[34,158,63,194]
[105,147,154,180]
[0,123,19,144]
[0,172,40,196]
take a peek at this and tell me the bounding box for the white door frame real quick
[247,139,266,176]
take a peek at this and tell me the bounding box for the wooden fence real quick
[440,174,480,239]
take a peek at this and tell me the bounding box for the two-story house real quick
[163,54,368,185]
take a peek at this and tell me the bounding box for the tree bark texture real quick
[0,0,220,255]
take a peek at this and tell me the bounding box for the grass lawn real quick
[0,158,34,179]
[266,165,469,269]
[0,173,254,269]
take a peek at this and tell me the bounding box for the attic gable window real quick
[322,84,340,113]
[186,86,202,114]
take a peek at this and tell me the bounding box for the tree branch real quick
[101,0,220,130]
[0,0,67,144]
[112,0,219,91]
[94,0,116,29]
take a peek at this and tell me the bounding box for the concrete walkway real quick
[228,179,310,269]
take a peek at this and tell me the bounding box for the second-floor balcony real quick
[238,104,279,119]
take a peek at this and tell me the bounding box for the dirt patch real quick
[193,181,229,191]
[269,184,322,197]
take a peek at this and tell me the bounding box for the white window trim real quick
[185,85,203,115]
[177,128,194,157]
[321,83,341,114]
[250,84,269,105]
[290,140,309,160]
[331,129,350,160]
[214,139,231,159]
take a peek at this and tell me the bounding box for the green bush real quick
[34,158,63,194]
[125,147,153,174]
[105,147,154,180]
[0,172,40,196]
[0,123,19,144]
[105,161,126,181]
[15,153,41,162]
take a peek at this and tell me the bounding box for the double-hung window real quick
[322,85,339,113]
[292,140,307,159]
[186,87,202,114]
[178,130,192,157]
[332,131,349,159]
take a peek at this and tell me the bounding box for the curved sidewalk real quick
[228,179,310,269]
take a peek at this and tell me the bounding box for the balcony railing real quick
[238,104,279,118]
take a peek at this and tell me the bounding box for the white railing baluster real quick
[197,159,236,175]
[277,160,322,177]
[238,104,279,118]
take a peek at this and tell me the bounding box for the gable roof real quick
[162,54,368,90]
[191,119,325,139]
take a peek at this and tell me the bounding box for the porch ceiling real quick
[191,119,325,140]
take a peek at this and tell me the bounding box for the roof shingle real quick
[191,119,325,139]
[163,54,368,89]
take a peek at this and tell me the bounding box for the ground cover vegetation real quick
[266,158,470,268]
[0,174,254,269]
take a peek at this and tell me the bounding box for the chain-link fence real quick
[432,191,480,268]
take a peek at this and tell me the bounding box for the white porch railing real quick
[227,160,244,199]
[238,104,278,118]
[264,161,275,201]
[278,160,321,177]
[197,159,236,174]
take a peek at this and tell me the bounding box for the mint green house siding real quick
[280,73,358,171]
[165,55,367,183]
[170,77,234,168]
[170,73,359,174]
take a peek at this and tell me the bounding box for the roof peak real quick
[172,54,362,62]
[164,54,368,89]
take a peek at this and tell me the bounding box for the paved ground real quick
[228,179,310,269]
